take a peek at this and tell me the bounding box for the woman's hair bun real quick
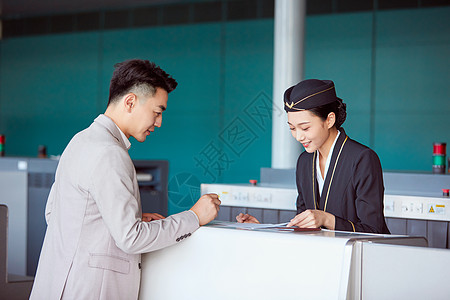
[335,98,347,128]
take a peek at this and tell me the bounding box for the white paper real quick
[211,221,289,230]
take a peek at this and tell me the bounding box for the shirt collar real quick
[94,114,131,150]
[114,123,131,150]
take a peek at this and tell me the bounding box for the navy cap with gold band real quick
[284,79,339,112]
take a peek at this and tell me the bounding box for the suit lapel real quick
[317,129,348,211]
[311,151,321,210]
[94,114,128,150]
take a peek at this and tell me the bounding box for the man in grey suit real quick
[30,59,221,300]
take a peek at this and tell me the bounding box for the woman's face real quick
[287,110,334,153]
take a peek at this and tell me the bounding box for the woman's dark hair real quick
[308,98,347,129]
[108,59,177,106]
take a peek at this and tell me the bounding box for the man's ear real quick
[326,112,336,129]
[124,93,137,112]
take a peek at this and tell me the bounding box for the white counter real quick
[139,223,430,300]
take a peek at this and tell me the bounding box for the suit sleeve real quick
[89,146,200,254]
[44,183,56,224]
[295,173,306,215]
[334,149,386,233]
[296,194,306,215]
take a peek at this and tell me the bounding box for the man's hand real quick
[286,209,335,229]
[142,213,165,222]
[236,213,260,224]
[190,193,221,226]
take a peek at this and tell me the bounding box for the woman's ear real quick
[326,112,336,129]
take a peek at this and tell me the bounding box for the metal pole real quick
[271,0,306,168]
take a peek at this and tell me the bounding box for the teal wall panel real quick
[0,33,100,158]
[0,7,449,214]
[220,20,273,183]
[305,12,374,146]
[374,8,450,171]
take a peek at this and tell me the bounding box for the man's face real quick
[128,87,168,142]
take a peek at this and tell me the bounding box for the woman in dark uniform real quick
[237,79,390,233]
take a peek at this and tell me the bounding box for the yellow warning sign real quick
[429,206,435,213]
[435,204,446,214]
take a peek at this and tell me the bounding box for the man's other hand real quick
[142,213,165,222]
[236,213,260,224]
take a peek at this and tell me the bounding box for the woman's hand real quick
[142,213,165,222]
[287,210,335,229]
[236,213,260,224]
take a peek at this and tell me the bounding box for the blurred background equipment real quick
[0,157,168,277]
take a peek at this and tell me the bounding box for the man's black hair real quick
[108,59,177,106]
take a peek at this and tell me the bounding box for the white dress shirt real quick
[316,131,340,196]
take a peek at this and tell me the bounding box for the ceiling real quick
[0,0,194,18]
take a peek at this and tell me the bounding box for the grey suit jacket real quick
[30,115,199,300]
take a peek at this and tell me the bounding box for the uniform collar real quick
[316,130,341,195]
[94,114,131,150]
[312,127,348,211]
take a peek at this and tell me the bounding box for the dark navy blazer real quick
[295,128,390,233]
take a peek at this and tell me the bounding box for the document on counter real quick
[209,221,321,232]
[210,221,290,230]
